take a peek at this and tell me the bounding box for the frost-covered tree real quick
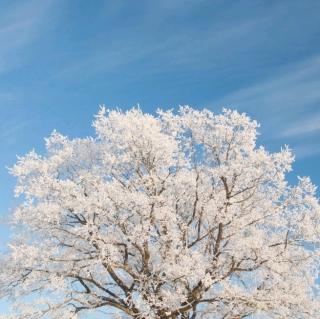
[0,107,319,319]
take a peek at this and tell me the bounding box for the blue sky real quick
[0,0,320,314]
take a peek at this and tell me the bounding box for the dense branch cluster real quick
[0,107,319,318]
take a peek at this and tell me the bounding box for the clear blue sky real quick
[0,0,320,314]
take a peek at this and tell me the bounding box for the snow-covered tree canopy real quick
[0,107,319,319]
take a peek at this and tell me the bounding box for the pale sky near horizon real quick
[0,0,320,315]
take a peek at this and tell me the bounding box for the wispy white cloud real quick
[0,0,59,147]
[292,143,320,160]
[51,0,320,98]
[214,55,320,114]
[281,113,320,138]
[0,0,57,73]
[53,1,282,81]
[212,54,320,134]
[0,118,30,146]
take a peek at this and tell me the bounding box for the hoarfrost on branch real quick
[0,107,319,318]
